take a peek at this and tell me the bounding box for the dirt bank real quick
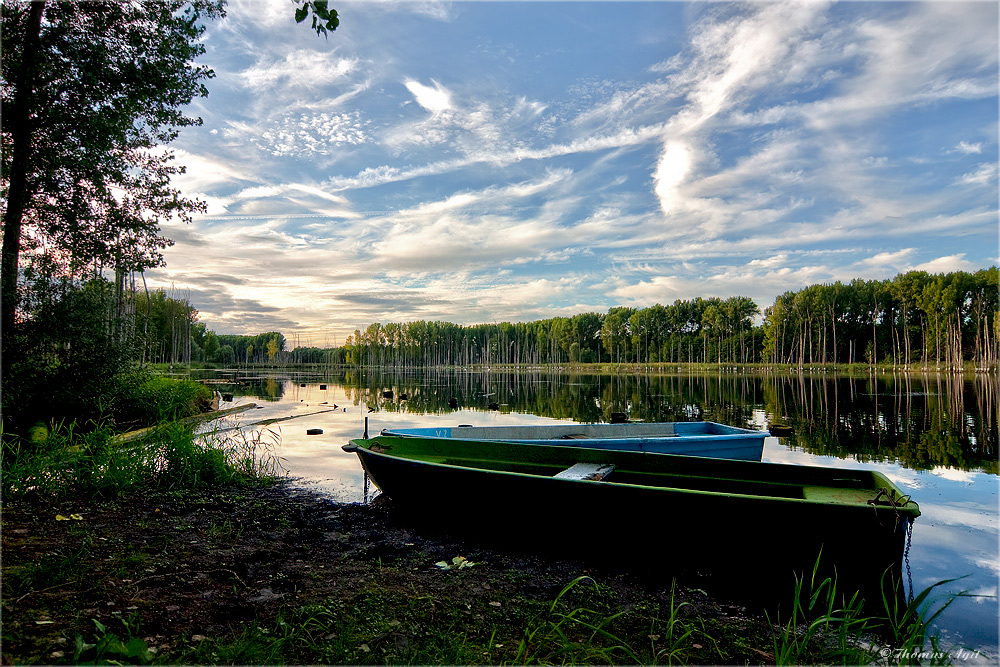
[2,481,777,664]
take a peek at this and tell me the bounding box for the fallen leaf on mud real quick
[435,555,476,570]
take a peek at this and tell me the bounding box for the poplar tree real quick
[1,0,225,352]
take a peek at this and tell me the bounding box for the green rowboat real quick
[343,435,919,587]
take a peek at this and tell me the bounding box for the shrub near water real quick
[114,375,214,427]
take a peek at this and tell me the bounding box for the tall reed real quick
[768,555,974,665]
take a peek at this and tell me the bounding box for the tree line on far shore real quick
[10,267,995,387]
[133,267,997,371]
[325,268,998,371]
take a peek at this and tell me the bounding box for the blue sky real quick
[148,1,999,343]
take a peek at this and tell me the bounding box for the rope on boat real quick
[867,488,912,532]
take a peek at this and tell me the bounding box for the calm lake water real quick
[192,368,998,661]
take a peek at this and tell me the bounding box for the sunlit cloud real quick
[405,79,452,113]
[653,141,692,216]
[241,51,358,92]
[914,254,978,274]
[958,163,999,186]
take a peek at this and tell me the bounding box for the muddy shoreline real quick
[3,480,778,664]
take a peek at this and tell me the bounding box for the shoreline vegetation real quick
[44,268,992,374]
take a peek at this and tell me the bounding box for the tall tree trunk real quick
[1,0,45,345]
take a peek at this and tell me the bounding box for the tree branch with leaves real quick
[293,0,339,37]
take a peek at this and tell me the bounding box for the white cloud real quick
[241,51,358,93]
[157,1,997,341]
[653,141,693,215]
[405,79,452,113]
[914,254,977,274]
[958,163,999,186]
[857,249,916,272]
[955,141,983,154]
[231,111,370,158]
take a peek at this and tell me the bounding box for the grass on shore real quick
[19,547,969,666]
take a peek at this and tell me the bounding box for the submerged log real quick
[113,403,258,443]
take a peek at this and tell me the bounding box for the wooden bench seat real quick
[553,462,615,481]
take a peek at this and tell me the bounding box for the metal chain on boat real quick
[904,517,915,604]
[869,489,916,603]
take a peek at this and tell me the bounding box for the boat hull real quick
[380,421,767,461]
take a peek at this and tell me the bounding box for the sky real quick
[147,0,1000,344]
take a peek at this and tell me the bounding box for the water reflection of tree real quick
[286,368,995,474]
[763,372,997,473]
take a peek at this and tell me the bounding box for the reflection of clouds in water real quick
[765,450,985,494]
[967,583,999,601]
[972,556,1000,578]
[920,503,999,533]
[931,468,980,484]
[880,469,924,490]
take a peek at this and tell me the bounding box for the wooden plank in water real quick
[113,403,257,443]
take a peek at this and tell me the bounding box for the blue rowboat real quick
[380,421,767,461]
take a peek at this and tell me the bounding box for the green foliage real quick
[1,0,226,340]
[768,557,872,665]
[203,330,220,361]
[767,556,976,666]
[762,268,998,368]
[320,267,994,369]
[217,344,236,364]
[1,420,282,502]
[294,0,339,36]
[652,580,705,665]
[133,288,202,365]
[74,617,154,665]
[215,332,285,365]
[878,574,973,665]
[514,576,641,665]
[3,546,91,599]
[115,375,213,426]
[1,276,138,435]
